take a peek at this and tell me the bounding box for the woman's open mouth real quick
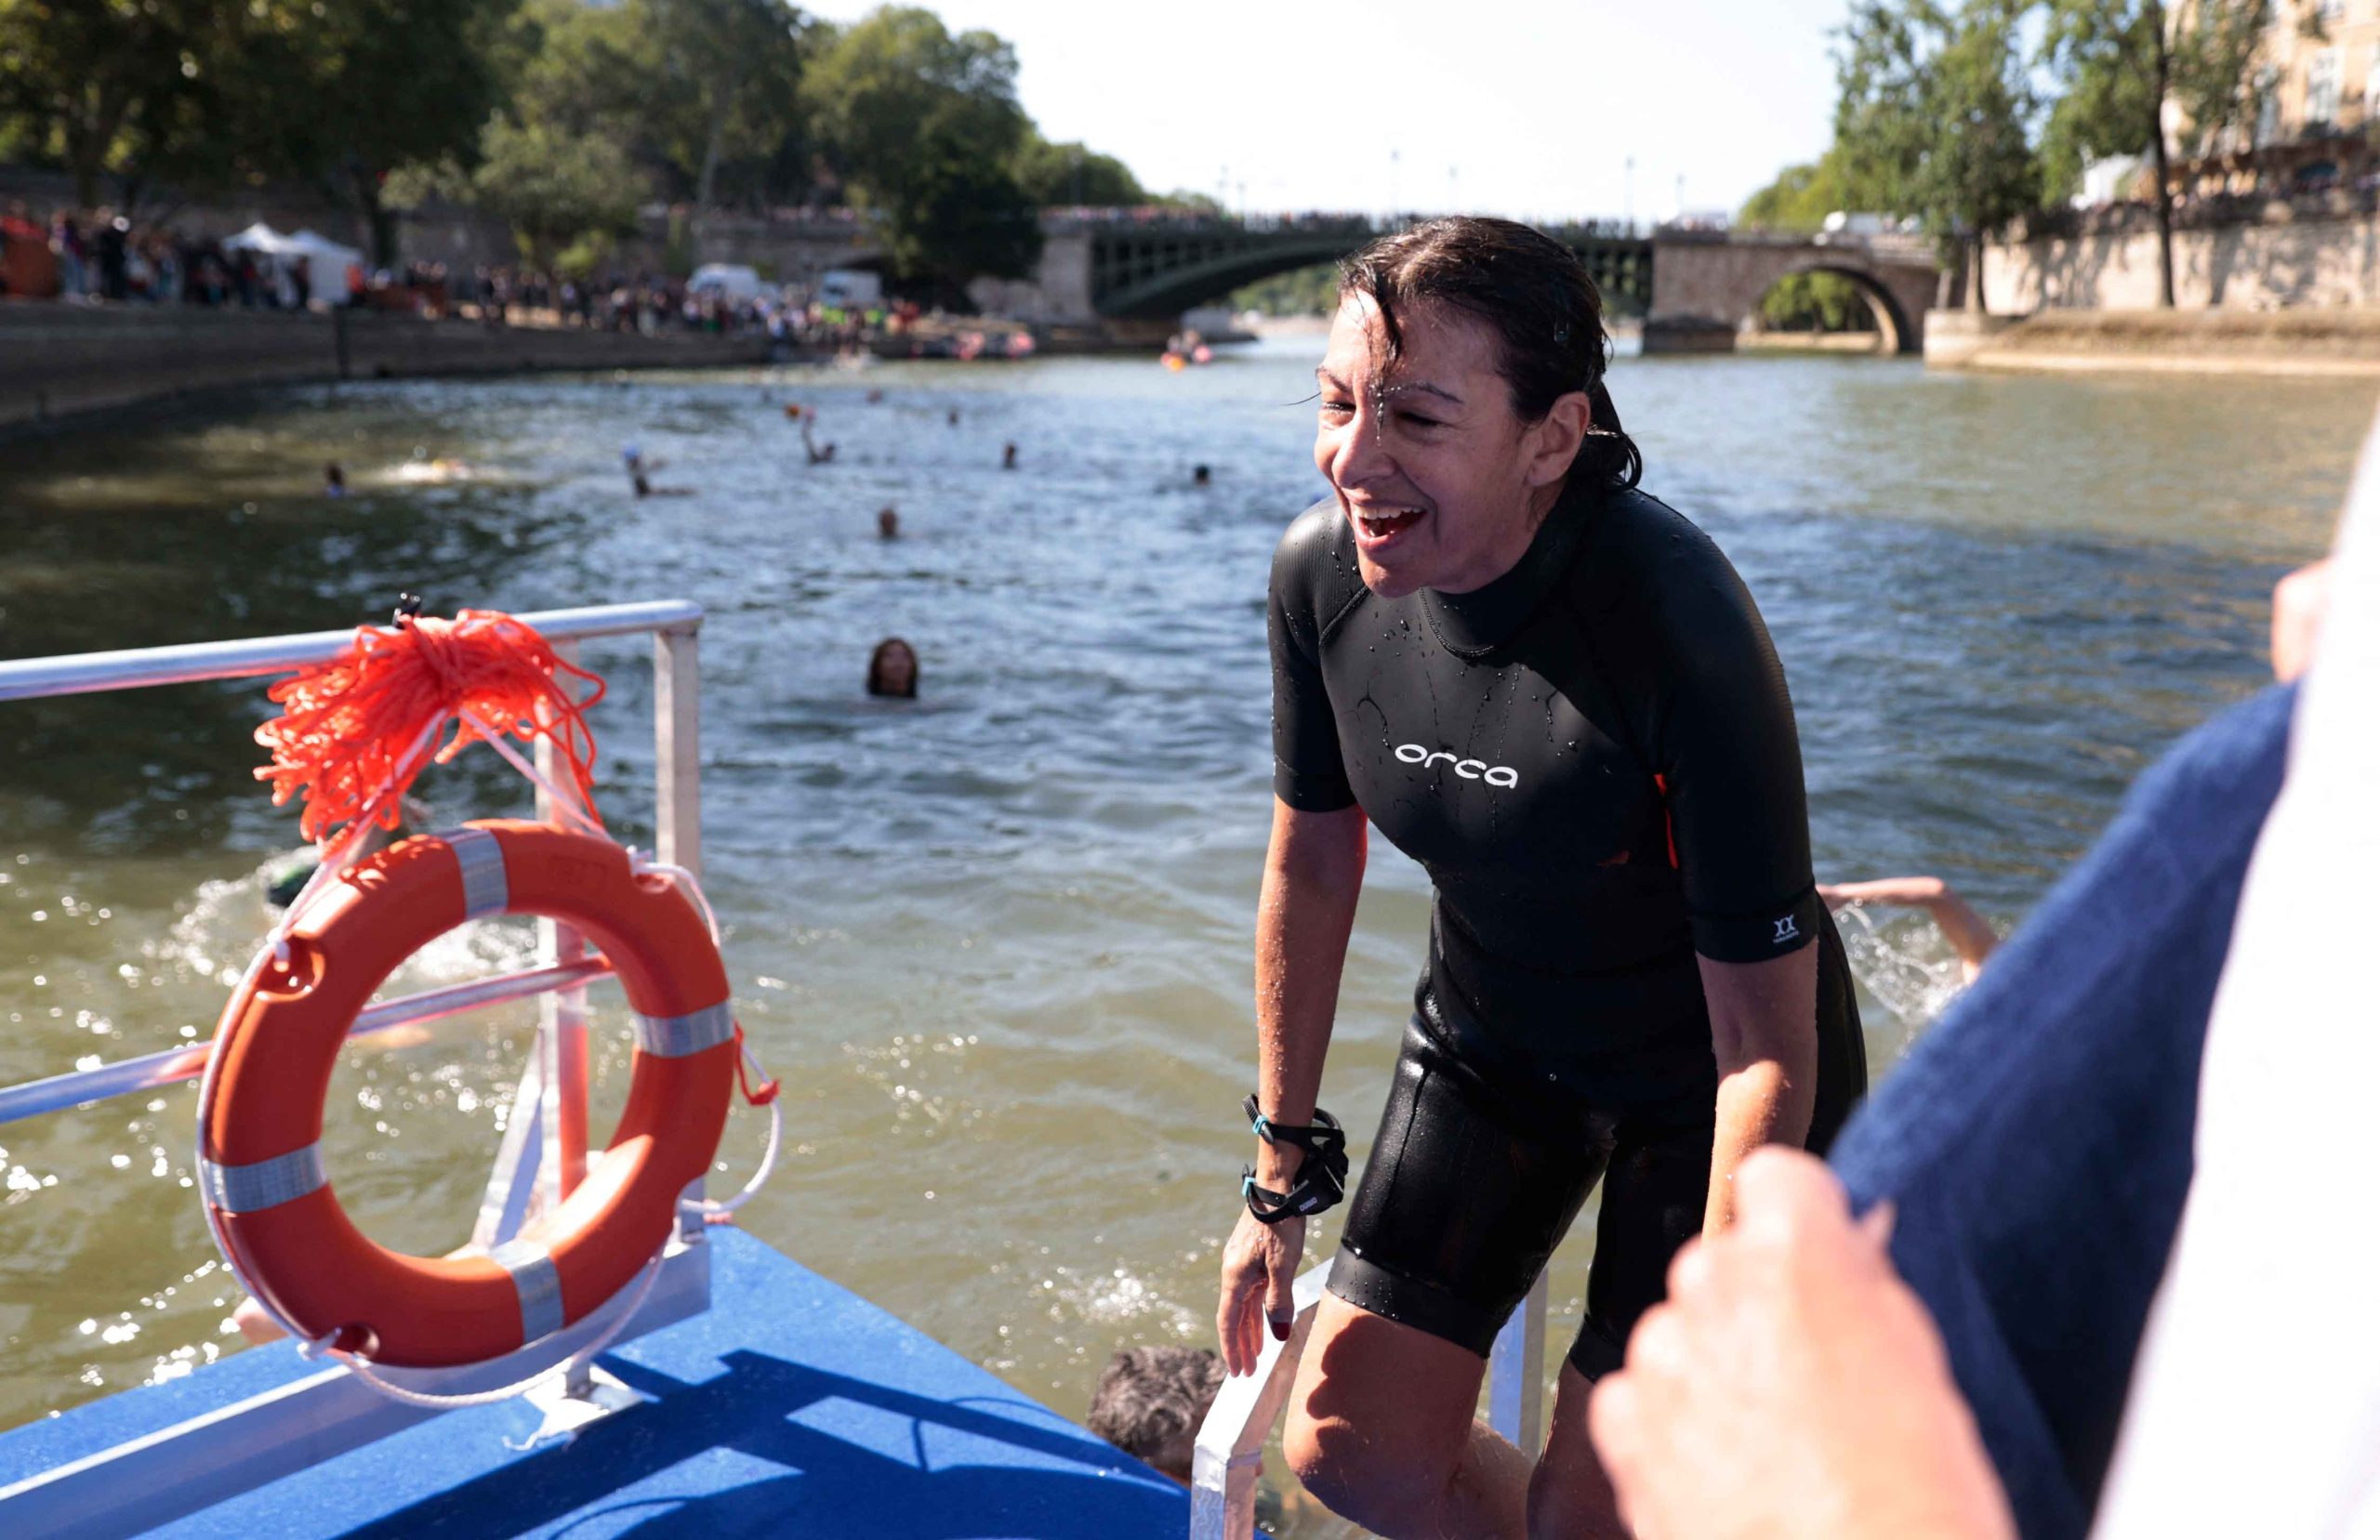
[1350,503,1427,547]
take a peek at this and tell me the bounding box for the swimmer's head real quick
[866,637,919,699]
[1088,1346,1223,1485]
[1317,217,1639,599]
[1193,464,1210,486]
[878,507,900,538]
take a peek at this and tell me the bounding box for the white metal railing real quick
[0,599,708,1540]
[1189,1263,1549,1539]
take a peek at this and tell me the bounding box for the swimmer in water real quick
[866,638,919,699]
[802,416,837,465]
[1218,217,1864,1540]
[1001,442,1018,470]
[878,506,900,539]
[324,462,346,498]
[947,408,961,427]
[1193,464,1211,488]
[1818,875,1999,982]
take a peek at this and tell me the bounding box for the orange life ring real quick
[199,819,736,1368]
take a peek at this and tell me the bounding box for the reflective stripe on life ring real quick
[199,819,736,1369]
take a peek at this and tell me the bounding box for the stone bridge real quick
[981,217,1937,353]
[709,207,1943,352]
[1638,230,1942,354]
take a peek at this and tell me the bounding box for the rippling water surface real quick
[0,340,2368,1531]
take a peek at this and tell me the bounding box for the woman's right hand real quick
[1217,1204,1306,1376]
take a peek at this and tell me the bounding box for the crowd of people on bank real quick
[0,202,902,348]
[0,203,321,307]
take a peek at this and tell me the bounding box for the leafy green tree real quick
[255,0,519,266]
[1012,134,1144,206]
[469,113,640,270]
[1739,151,1875,231]
[802,6,1041,283]
[491,0,813,251]
[1835,0,2041,311]
[2040,0,2275,309]
[0,0,258,206]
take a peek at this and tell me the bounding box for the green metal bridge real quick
[1078,217,1656,321]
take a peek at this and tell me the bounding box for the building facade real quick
[2169,0,2380,195]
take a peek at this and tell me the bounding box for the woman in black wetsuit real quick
[1214,217,1865,1538]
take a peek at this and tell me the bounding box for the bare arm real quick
[1218,797,1367,1375]
[1699,946,1819,1233]
[1820,876,1998,981]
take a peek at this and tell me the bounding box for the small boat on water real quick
[0,602,1255,1539]
[0,601,1551,1537]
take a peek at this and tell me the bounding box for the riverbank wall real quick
[1984,196,2380,312]
[0,305,774,434]
[1931,306,2380,376]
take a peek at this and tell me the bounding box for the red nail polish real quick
[1270,1319,1289,1341]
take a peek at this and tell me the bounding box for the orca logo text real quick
[1395,744,1520,789]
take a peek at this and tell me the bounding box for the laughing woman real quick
[1215,217,1866,1537]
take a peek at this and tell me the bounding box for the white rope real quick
[454,707,782,1218]
[309,1242,668,1411]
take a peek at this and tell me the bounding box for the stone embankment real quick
[1925,306,2380,376]
[0,305,774,434]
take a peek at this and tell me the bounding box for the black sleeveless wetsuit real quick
[1269,478,1866,1375]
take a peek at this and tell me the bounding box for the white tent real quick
[218,223,364,296]
[220,221,300,255]
[286,230,364,273]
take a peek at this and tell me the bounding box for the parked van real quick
[688,263,764,302]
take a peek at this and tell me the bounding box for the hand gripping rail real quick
[0,599,712,1540]
[1188,1264,1548,1540]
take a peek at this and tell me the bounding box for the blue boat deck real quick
[0,1231,1192,1538]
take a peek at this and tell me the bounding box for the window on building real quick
[2257,67,2283,146]
[2309,48,2343,127]
[2318,0,2346,22]
[2367,42,2380,119]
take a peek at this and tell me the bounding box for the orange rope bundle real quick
[255,609,606,843]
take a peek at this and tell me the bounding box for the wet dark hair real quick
[866,637,919,699]
[1338,216,1642,491]
[1088,1346,1223,1479]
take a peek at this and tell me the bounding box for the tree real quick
[2040,0,2275,309]
[0,0,256,207]
[1739,151,1871,232]
[252,0,518,266]
[802,7,1041,284]
[1012,134,1144,207]
[1835,0,2041,311]
[469,114,640,270]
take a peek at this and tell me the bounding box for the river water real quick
[0,339,2367,1528]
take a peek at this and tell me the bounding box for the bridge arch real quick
[1752,261,1918,353]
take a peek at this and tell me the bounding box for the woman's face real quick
[1314,295,1582,599]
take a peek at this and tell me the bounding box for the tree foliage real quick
[0,0,1148,283]
[801,6,1040,281]
[469,114,639,270]
[1012,134,1144,207]
[1738,151,1872,231]
[1835,0,2039,304]
[0,0,271,206]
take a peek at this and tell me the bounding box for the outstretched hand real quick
[1217,1206,1305,1376]
[1589,1149,2016,1540]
